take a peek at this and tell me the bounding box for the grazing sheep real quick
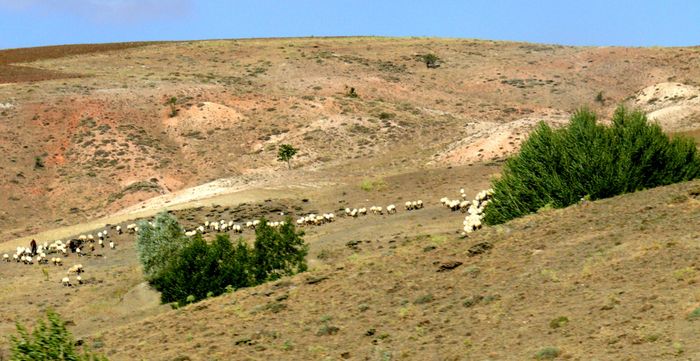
[185,230,197,237]
[405,200,424,211]
[386,204,397,214]
[116,225,122,234]
[61,277,71,287]
[370,206,384,215]
[98,239,104,248]
[109,241,115,250]
[67,264,84,275]
[77,275,83,285]
[3,254,9,262]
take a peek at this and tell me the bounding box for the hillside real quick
[1,37,700,361]
[1,37,700,240]
[89,180,700,360]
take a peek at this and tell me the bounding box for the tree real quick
[135,212,188,281]
[277,144,298,170]
[253,217,308,283]
[10,310,107,361]
[483,106,700,225]
[151,234,256,305]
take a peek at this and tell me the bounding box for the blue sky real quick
[0,0,698,49]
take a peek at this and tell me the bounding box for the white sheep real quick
[61,277,71,287]
[67,264,84,274]
[2,254,8,262]
[109,241,115,250]
[116,225,122,234]
[77,275,83,285]
[386,204,397,214]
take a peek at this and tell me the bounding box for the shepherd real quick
[29,239,37,256]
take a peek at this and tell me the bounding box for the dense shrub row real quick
[484,106,700,224]
[136,213,308,305]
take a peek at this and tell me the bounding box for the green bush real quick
[10,310,107,361]
[253,217,308,283]
[151,234,255,304]
[135,212,188,281]
[534,346,561,360]
[484,107,700,225]
[145,217,307,305]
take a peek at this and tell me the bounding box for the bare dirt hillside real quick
[1,38,700,240]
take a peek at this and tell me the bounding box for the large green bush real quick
[253,218,308,283]
[9,310,107,361]
[152,234,255,304]
[144,216,308,305]
[135,212,188,281]
[484,106,700,225]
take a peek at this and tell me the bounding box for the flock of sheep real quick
[2,229,117,287]
[2,188,494,288]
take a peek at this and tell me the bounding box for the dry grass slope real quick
[93,180,700,361]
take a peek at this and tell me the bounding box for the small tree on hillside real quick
[422,53,440,68]
[135,212,188,281]
[277,144,298,170]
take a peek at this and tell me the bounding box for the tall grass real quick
[483,106,700,225]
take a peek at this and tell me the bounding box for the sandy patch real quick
[163,101,244,135]
[434,115,569,165]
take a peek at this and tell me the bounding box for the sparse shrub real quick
[534,347,561,360]
[346,86,358,98]
[421,53,440,68]
[378,112,395,120]
[34,156,44,170]
[595,91,605,104]
[549,316,569,329]
[688,307,700,320]
[10,310,108,361]
[462,295,483,308]
[359,178,387,192]
[484,107,700,225]
[316,317,340,336]
[413,294,434,305]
